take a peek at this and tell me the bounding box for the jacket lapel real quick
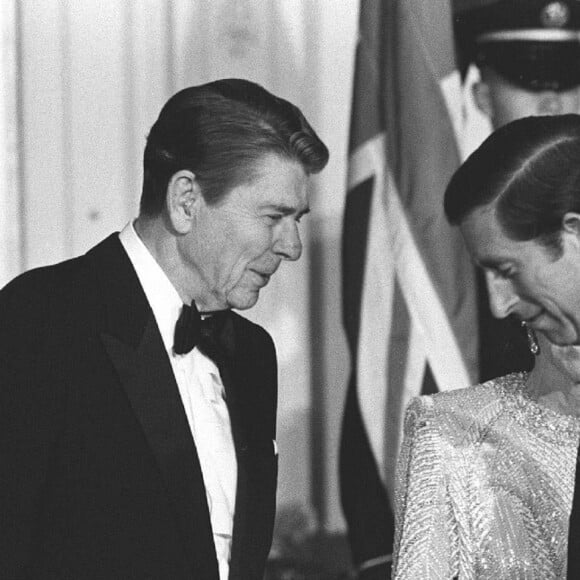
[88,235,219,578]
[225,315,278,579]
[218,336,250,578]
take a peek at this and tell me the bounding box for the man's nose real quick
[486,270,519,319]
[537,92,563,116]
[273,221,302,261]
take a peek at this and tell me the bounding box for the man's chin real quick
[226,289,260,311]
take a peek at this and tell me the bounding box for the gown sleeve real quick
[392,396,458,579]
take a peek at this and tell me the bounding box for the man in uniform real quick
[456,0,580,127]
[455,0,580,381]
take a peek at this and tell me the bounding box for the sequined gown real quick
[393,373,580,579]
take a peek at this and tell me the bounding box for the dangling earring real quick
[521,321,540,355]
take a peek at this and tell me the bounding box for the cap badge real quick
[540,1,571,28]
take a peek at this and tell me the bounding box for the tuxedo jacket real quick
[0,234,278,580]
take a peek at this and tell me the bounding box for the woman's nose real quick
[486,271,519,319]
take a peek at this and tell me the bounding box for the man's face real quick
[476,67,580,128]
[460,205,580,345]
[184,153,309,311]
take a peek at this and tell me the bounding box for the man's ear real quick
[166,170,201,234]
[562,212,580,240]
[472,79,493,119]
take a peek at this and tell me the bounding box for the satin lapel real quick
[101,324,217,575]
[225,315,278,578]
[218,321,250,575]
[88,235,218,578]
[219,316,247,458]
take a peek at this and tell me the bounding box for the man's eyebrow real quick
[262,204,311,217]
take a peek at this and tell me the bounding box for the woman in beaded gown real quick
[392,115,580,580]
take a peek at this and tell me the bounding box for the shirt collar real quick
[119,221,182,354]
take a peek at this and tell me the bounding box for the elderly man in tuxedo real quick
[0,78,328,580]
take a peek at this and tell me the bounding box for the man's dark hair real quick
[444,114,580,252]
[140,78,329,215]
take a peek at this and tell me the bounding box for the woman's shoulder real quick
[404,372,527,442]
[406,372,526,414]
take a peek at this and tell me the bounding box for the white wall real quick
[3,0,359,532]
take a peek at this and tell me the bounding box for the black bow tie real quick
[173,301,233,361]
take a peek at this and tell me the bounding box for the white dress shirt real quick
[119,222,237,580]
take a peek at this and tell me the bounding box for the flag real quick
[339,0,479,575]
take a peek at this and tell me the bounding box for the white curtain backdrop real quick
[0,0,20,288]
[1,0,358,532]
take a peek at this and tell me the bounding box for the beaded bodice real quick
[393,373,580,579]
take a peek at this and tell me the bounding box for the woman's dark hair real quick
[140,78,329,215]
[444,114,580,252]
